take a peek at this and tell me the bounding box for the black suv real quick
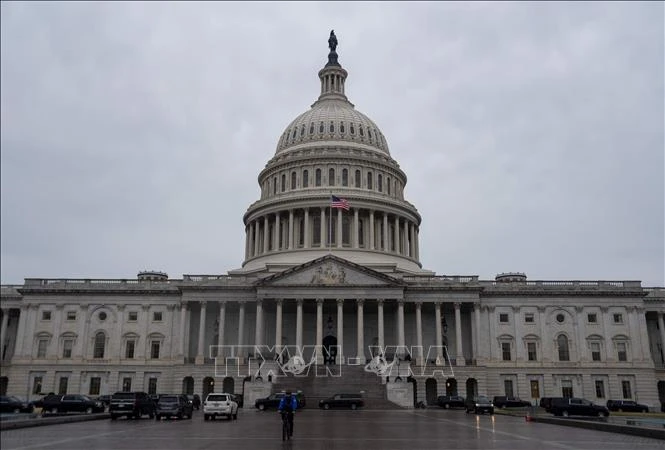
[465,396,494,415]
[606,400,649,413]
[156,394,193,420]
[549,397,609,417]
[319,393,364,410]
[437,395,465,409]
[109,392,155,420]
[493,396,531,408]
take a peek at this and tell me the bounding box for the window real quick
[367,172,373,190]
[329,168,335,186]
[291,172,296,190]
[504,379,514,397]
[527,342,537,361]
[125,340,136,359]
[93,332,105,359]
[273,177,277,195]
[66,311,76,321]
[309,123,314,135]
[621,380,632,399]
[312,214,321,246]
[148,378,158,395]
[58,377,68,395]
[355,170,361,188]
[530,380,539,399]
[342,169,348,186]
[561,380,573,398]
[617,342,627,361]
[499,313,509,323]
[557,335,570,361]
[524,313,534,323]
[315,169,322,187]
[89,377,101,396]
[41,311,51,321]
[122,377,132,392]
[378,174,383,192]
[387,177,391,195]
[340,122,345,133]
[595,380,605,398]
[128,311,138,322]
[151,341,160,359]
[98,311,107,321]
[359,125,364,136]
[62,339,73,358]
[329,121,334,133]
[556,313,565,323]
[153,312,163,322]
[300,124,305,136]
[319,122,324,133]
[350,123,355,135]
[590,342,601,361]
[303,170,309,188]
[501,342,511,361]
[281,174,286,192]
[587,313,597,323]
[613,313,623,324]
[37,339,48,358]
[32,377,43,394]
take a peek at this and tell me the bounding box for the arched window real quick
[367,172,373,190]
[368,128,373,142]
[291,172,297,190]
[329,168,335,186]
[300,124,305,136]
[378,174,383,192]
[319,122,324,133]
[387,177,391,195]
[309,123,314,135]
[93,332,105,359]
[281,174,286,192]
[355,170,361,188]
[273,177,277,195]
[557,335,570,361]
[315,169,322,187]
[303,170,309,188]
[359,125,364,137]
[329,121,335,133]
[312,213,321,246]
[350,123,355,135]
[342,169,348,186]
[340,122,345,133]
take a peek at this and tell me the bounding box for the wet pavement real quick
[1,408,664,450]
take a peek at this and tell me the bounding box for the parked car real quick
[155,394,193,420]
[319,393,364,410]
[255,392,306,411]
[539,397,560,412]
[549,397,609,417]
[186,394,201,410]
[493,396,531,408]
[30,393,61,412]
[203,393,238,420]
[436,395,465,409]
[606,400,649,413]
[465,396,494,415]
[54,395,104,414]
[109,392,155,420]
[0,396,34,414]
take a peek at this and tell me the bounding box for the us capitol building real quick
[1,32,664,409]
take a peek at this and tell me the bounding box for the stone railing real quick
[24,278,144,285]
[482,280,643,289]
[402,275,479,284]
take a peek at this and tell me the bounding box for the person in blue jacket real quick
[278,391,298,437]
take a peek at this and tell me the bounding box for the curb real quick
[0,413,110,431]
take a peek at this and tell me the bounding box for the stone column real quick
[337,299,344,363]
[288,210,294,249]
[263,216,269,253]
[296,299,304,349]
[245,226,250,259]
[337,208,343,248]
[253,221,260,256]
[237,302,246,358]
[637,307,650,362]
[112,305,124,361]
[435,302,443,363]
[369,210,375,250]
[474,304,481,363]
[397,300,405,353]
[49,305,64,359]
[575,306,587,361]
[275,299,283,356]
[394,216,400,254]
[537,306,547,362]
[138,305,150,359]
[320,207,326,248]
[196,301,207,364]
[304,209,310,249]
[217,302,226,358]
[316,299,323,363]
[353,209,359,249]
[275,212,281,251]
[658,313,665,364]
[382,213,389,251]
[254,300,264,349]
[356,299,365,362]
[13,305,27,358]
[415,302,423,365]
[179,302,188,358]
[377,299,385,352]
[415,227,420,260]
[628,306,643,360]
[454,302,464,366]
[0,309,9,360]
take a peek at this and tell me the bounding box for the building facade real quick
[1,33,665,408]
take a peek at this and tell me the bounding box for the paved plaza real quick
[2,409,664,450]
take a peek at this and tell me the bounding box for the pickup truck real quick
[319,393,364,410]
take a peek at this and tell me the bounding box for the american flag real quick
[331,195,350,210]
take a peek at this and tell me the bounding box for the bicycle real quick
[280,410,294,441]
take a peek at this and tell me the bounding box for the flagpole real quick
[328,192,333,253]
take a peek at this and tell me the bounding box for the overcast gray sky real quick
[1,1,663,286]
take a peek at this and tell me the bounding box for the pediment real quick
[256,255,402,287]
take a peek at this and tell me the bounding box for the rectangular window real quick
[125,340,135,359]
[617,342,627,361]
[590,342,601,361]
[41,311,51,321]
[66,311,77,321]
[128,312,138,321]
[58,377,68,395]
[501,342,511,361]
[148,377,158,395]
[524,313,534,323]
[37,339,48,358]
[561,380,573,398]
[62,339,73,358]
[32,376,43,394]
[504,379,514,397]
[122,377,132,392]
[587,313,597,323]
[151,341,160,359]
[153,312,163,322]
[613,313,623,324]
[527,342,537,361]
[89,377,101,396]
[595,380,605,398]
[621,380,632,399]
[499,313,509,323]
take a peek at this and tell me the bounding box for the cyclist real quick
[278,390,298,438]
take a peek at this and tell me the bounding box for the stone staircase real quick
[271,364,401,409]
